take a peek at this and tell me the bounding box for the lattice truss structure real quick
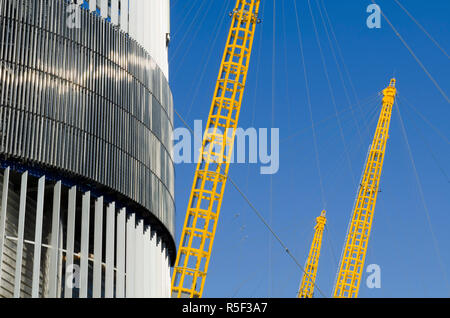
[333,79,397,298]
[298,210,327,298]
[171,0,261,298]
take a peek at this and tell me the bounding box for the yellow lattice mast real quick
[333,79,397,298]
[298,210,327,298]
[171,0,261,298]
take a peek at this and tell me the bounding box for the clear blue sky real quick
[169,0,450,297]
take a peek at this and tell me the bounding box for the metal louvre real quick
[0,167,172,298]
[0,0,175,239]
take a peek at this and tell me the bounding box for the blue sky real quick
[169,0,450,297]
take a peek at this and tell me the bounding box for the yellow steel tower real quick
[333,79,397,298]
[298,210,327,298]
[171,0,261,298]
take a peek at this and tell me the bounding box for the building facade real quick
[0,0,175,298]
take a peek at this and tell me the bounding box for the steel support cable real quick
[293,0,327,209]
[320,104,381,277]
[324,224,338,269]
[396,101,450,296]
[170,0,209,63]
[306,0,357,190]
[293,225,316,298]
[319,0,370,133]
[392,0,450,60]
[318,105,381,272]
[370,0,450,104]
[398,95,450,146]
[316,100,381,171]
[281,94,381,144]
[281,0,293,131]
[171,0,185,12]
[173,108,327,298]
[402,103,450,184]
[313,0,364,145]
[324,104,381,206]
[171,0,201,40]
[171,0,216,77]
[232,265,265,297]
[180,0,230,118]
[245,0,266,192]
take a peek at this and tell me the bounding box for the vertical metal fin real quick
[143,226,151,298]
[116,208,126,298]
[134,219,144,297]
[0,167,10,287]
[125,213,136,298]
[111,0,119,25]
[105,202,115,298]
[93,196,104,298]
[64,186,77,298]
[48,181,62,298]
[80,191,91,298]
[120,0,129,33]
[14,171,28,298]
[89,0,97,12]
[32,176,45,298]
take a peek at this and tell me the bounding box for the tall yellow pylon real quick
[298,210,327,298]
[333,79,397,298]
[171,0,261,298]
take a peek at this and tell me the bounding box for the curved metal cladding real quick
[0,0,175,254]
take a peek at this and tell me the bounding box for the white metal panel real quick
[89,0,97,12]
[13,171,28,298]
[134,219,144,297]
[128,0,137,39]
[125,0,170,85]
[64,186,77,298]
[166,0,170,34]
[125,213,136,298]
[156,235,161,298]
[166,248,171,298]
[164,248,168,298]
[143,226,151,297]
[105,202,116,298]
[141,0,149,57]
[135,0,142,46]
[93,196,104,298]
[150,0,157,69]
[120,0,129,33]
[100,0,108,18]
[111,0,119,25]
[31,176,45,298]
[80,191,91,298]
[0,167,10,286]
[116,207,126,298]
[57,220,64,297]
[150,231,157,298]
[48,181,62,298]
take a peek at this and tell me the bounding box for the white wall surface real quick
[86,0,170,79]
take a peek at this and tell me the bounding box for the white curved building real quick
[0,0,175,298]
[86,0,170,79]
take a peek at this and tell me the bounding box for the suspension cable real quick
[307,0,357,190]
[173,108,328,298]
[293,0,327,209]
[396,100,450,295]
[371,0,450,104]
[393,0,450,59]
